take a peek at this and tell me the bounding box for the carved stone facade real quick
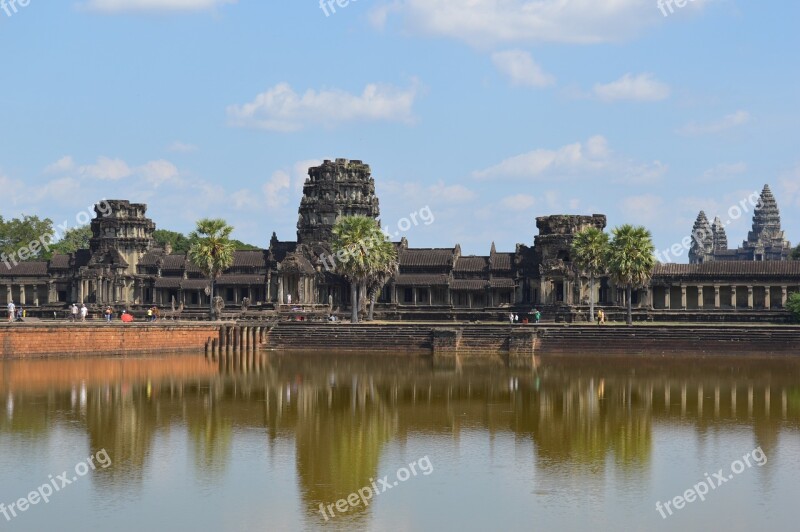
[2,166,799,319]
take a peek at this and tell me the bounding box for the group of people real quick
[69,304,89,322]
[146,307,160,322]
[596,309,607,324]
[6,301,23,323]
[508,309,542,324]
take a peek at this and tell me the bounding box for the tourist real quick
[514,313,519,323]
[509,312,514,324]
[17,307,23,321]
[287,293,292,305]
[121,311,134,323]
[597,309,605,325]
[153,307,161,322]
[80,304,88,322]
[105,306,113,323]
[147,307,153,322]
[533,309,541,324]
[7,300,15,323]
[71,303,79,322]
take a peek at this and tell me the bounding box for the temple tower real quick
[689,211,713,264]
[297,159,380,248]
[88,200,155,276]
[740,184,791,260]
[711,216,728,252]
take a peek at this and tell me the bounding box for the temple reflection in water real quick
[2,354,799,522]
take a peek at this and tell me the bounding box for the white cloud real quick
[592,73,670,102]
[620,194,664,224]
[79,156,133,181]
[262,170,292,209]
[473,135,666,184]
[500,194,536,211]
[700,162,747,182]
[381,180,476,205]
[369,0,711,47]
[78,0,236,12]
[139,160,182,187]
[491,50,555,88]
[44,156,76,174]
[227,81,419,132]
[679,110,751,135]
[167,141,198,153]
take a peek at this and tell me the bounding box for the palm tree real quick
[571,227,609,323]
[331,216,394,324]
[606,224,656,326]
[187,219,236,320]
[365,238,398,321]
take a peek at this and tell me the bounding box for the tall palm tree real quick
[331,216,393,324]
[571,226,609,323]
[365,238,398,321]
[187,218,236,320]
[606,224,656,325]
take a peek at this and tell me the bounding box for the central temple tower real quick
[297,159,380,248]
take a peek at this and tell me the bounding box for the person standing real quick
[7,300,15,323]
[80,304,88,322]
[105,306,113,323]
[287,293,292,306]
[71,304,79,322]
[508,312,514,324]
[534,309,541,324]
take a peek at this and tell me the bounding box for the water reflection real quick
[1,353,799,526]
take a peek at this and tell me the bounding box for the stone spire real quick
[689,211,713,264]
[711,216,727,252]
[747,184,782,244]
[296,159,380,248]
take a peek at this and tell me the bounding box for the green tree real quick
[571,227,609,323]
[331,216,392,324]
[187,219,236,320]
[792,245,800,260]
[0,214,54,261]
[365,237,398,321]
[230,239,260,251]
[50,226,92,255]
[153,229,192,254]
[786,293,800,322]
[606,225,656,326]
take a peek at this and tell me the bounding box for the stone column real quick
[747,286,754,309]
[731,286,737,308]
[680,285,687,310]
[48,281,57,304]
[714,285,720,309]
[664,286,671,309]
[34,285,40,306]
[781,286,788,307]
[6,284,12,304]
[764,287,771,309]
[19,284,26,305]
[413,288,418,306]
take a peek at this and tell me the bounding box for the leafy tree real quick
[365,237,398,321]
[154,229,192,254]
[0,214,54,261]
[230,239,261,251]
[50,226,92,255]
[787,293,800,322]
[571,227,609,323]
[792,245,800,260]
[331,216,392,324]
[606,225,656,326]
[187,219,236,320]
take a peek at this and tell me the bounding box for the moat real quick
[1,352,798,531]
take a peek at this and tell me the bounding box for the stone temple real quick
[689,185,792,264]
[2,159,799,321]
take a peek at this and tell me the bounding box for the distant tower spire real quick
[741,184,791,260]
[689,211,713,264]
[711,216,727,252]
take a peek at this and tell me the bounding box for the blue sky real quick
[0,0,798,260]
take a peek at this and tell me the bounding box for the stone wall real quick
[0,324,220,358]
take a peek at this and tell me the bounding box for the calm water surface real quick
[1,352,799,532]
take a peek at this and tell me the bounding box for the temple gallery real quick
[2,159,797,322]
